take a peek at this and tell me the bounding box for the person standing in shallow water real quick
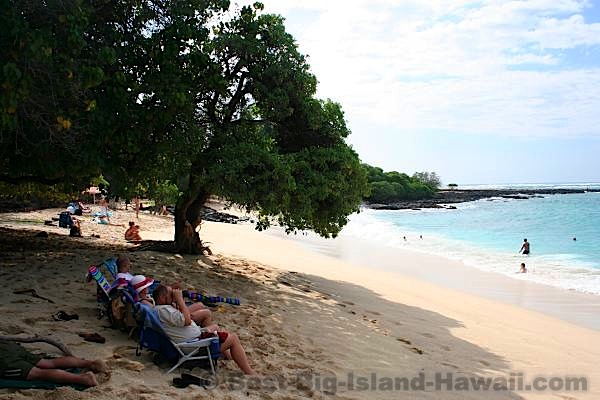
[519,238,530,255]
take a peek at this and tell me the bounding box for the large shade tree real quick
[1,0,369,253]
[0,0,106,187]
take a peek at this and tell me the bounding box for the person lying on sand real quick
[0,340,106,388]
[153,285,255,375]
[124,221,142,242]
[93,214,125,227]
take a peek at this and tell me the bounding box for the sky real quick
[239,1,600,185]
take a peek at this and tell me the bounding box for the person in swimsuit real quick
[124,221,142,241]
[520,238,530,255]
[518,263,527,273]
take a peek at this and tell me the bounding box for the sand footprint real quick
[107,357,145,372]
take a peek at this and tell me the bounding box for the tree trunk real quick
[174,180,209,254]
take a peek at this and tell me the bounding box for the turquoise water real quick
[341,187,600,295]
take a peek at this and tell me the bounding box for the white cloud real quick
[237,0,600,138]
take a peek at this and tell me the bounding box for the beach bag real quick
[59,212,73,228]
[110,296,137,332]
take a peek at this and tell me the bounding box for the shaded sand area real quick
[1,205,599,399]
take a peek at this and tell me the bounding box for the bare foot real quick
[96,370,112,384]
[81,371,98,387]
[90,359,107,373]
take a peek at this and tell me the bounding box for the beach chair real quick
[86,264,135,329]
[87,264,114,304]
[97,257,118,279]
[134,303,220,374]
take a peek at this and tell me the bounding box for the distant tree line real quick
[363,165,441,203]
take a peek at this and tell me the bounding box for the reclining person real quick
[0,340,106,387]
[131,275,155,306]
[125,265,213,328]
[152,284,255,375]
[116,255,134,282]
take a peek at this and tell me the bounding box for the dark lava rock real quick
[366,188,600,211]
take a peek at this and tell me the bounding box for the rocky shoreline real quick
[367,188,600,210]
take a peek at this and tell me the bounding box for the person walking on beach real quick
[133,196,141,219]
[519,238,530,255]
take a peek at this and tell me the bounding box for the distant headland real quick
[367,188,600,210]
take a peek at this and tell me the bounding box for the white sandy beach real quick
[1,203,599,399]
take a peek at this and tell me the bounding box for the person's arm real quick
[140,298,152,306]
[173,288,192,326]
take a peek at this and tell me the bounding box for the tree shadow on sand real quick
[0,227,526,399]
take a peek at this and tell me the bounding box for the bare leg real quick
[36,357,106,373]
[220,333,254,375]
[204,323,219,332]
[187,303,206,311]
[28,367,97,387]
[223,349,232,360]
[190,309,214,328]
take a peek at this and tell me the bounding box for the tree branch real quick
[207,91,220,123]
[224,72,248,122]
[0,174,67,185]
[0,335,73,356]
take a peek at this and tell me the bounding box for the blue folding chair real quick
[98,257,118,279]
[134,304,220,374]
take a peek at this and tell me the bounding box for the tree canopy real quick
[363,164,438,203]
[1,0,369,250]
[412,171,441,189]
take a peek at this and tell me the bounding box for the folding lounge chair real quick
[87,264,114,304]
[86,257,119,302]
[87,264,135,327]
[98,257,118,279]
[134,304,220,374]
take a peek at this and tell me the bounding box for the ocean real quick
[338,183,600,295]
